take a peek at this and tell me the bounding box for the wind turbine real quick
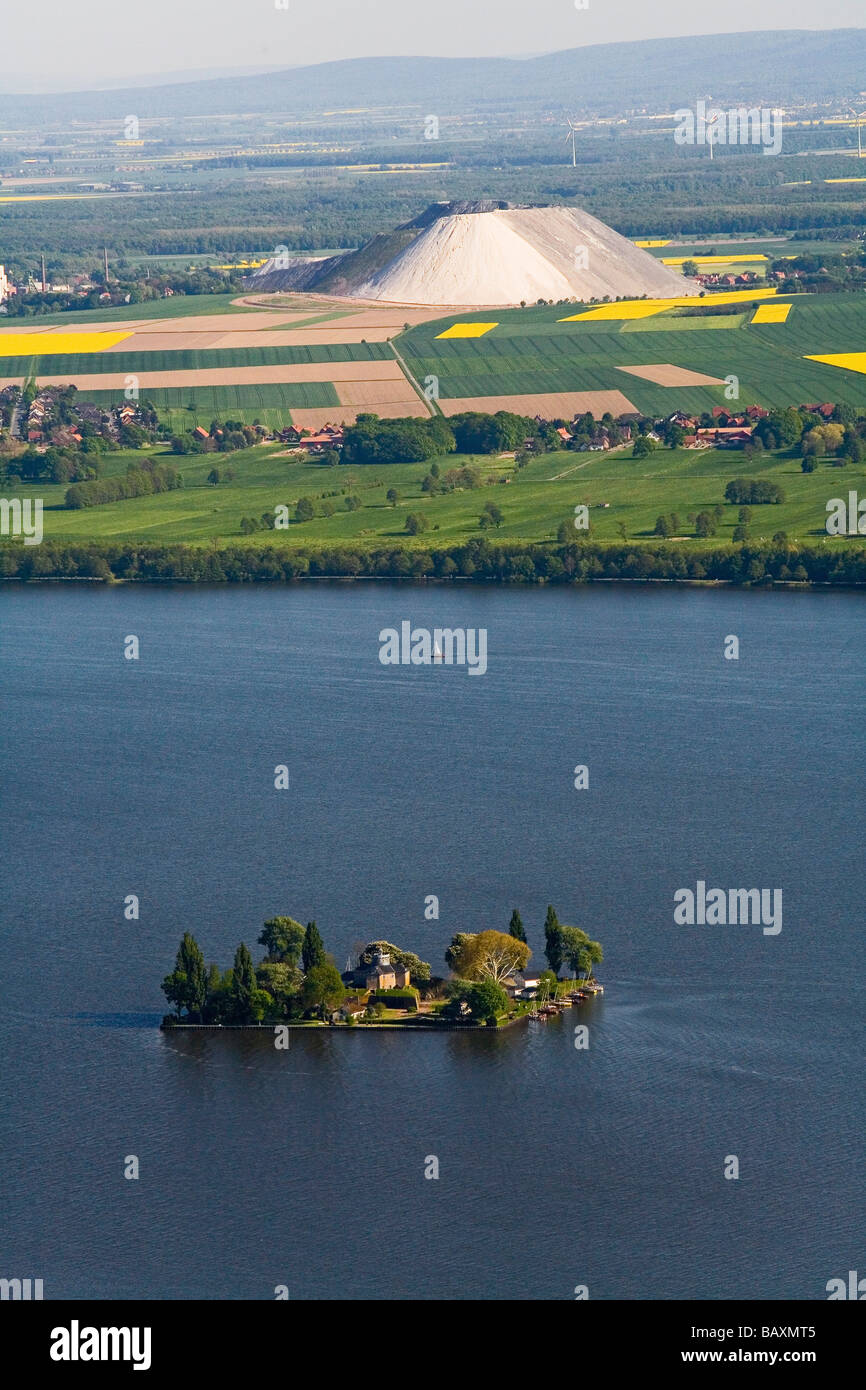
[847,106,866,159]
[564,118,578,167]
[697,107,723,159]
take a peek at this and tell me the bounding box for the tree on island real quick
[543,906,563,975]
[256,960,303,1013]
[445,932,473,973]
[162,931,208,1020]
[508,909,527,944]
[301,960,346,1019]
[578,940,604,981]
[230,943,261,1023]
[445,929,530,985]
[302,920,326,973]
[558,925,604,981]
[258,916,306,966]
[445,978,508,1026]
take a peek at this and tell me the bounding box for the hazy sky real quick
[2,0,862,89]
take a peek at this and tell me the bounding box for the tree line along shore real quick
[160,908,603,1030]
[2,538,864,586]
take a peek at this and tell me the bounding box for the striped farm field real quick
[0,340,395,379]
[79,383,340,411]
[399,293,866,413]
[621,312,750,332]
[77,382,340,432]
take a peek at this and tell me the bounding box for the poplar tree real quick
[302,920,326,973]
[508,909,527,944]
[231,942,256,1022]
[162,931,207,1019]
[543,905,563,976]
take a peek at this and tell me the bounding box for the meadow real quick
[9,437,862,549]
[5,293,256,327]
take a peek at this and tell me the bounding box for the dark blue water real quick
[2,582,863,1300]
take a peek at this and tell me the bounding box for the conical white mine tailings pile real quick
[353,206,698,306]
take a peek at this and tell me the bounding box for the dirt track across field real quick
[232,295,448,326]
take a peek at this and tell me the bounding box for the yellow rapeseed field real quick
[752,303,792,323]
[805,353,866,376]
[436,322,500,339]
[633,240,671,248]
[0,331,132,356]
[661,254,768,265]
[0,194,113,204]
[559,290,779,322]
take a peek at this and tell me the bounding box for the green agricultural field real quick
[76,382,339,432]
[642,237,859,259]
[399,293,866,412]
[5,293,257,327]
[8,439,862,549]
[0,340,395,379]
[621,312,749,331]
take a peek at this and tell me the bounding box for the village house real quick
[697,425,754,446]
[667,411,698,430]
[298,426,345,452]
[502,969,545,999]
[336,995,369,1020]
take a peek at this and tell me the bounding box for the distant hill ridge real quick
[2,30,865,121]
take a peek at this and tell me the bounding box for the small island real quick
[160,908,604,1030]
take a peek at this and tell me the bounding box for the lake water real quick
[2,581,863,1300]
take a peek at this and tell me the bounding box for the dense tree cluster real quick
[543,906,603,980]
[162,919,344,1024]
[170,419,262,455]
[162,923,434,1025]
[2,269,244,319]
[340,414,455,465]
[449,410,529,454]
[4,446,101,485]
[723,479,785,505]
[65,460,182,508]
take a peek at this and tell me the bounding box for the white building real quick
[0,265,10,303]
